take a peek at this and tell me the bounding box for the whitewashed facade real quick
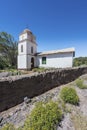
[18,29,37,69]
[37,49,75,68]
[18,29,75,70]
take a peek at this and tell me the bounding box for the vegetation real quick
[76,78,87,89]
[0,56,9,69]
[0,32,18,69]
[0,124,16,130]
[24,101,62,130]
[60,86,79,105]
[73,57,87,67]
[32,67,57,73]
[0,69,22,76]
[32,67,52,73]
[1,101,62,130]
[32,67,46,73]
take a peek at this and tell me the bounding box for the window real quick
[42,57,46,64]
[31,46,33,53]
[73,52,75,57]
[21,45,23,52]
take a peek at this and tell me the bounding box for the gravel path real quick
[76,87,87,116]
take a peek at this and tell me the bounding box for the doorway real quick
[31,57,34,69]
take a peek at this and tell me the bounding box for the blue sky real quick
[0,0,87,57]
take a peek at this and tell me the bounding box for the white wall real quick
[18,41,27,55]
[18,55,37,69]
[37,52,74,68]
[18,41,37,55]
[19,33,27,41]
[18,30,37,70]
[19,33,32,41]
[27,55,37,68]
[27,41,37,54]
[19,33,36,43]
[18,55,27,69]
[27,55,31,69]
[26,41,37,68]
[18,40,37,69]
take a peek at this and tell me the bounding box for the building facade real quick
[18,29,75,70]
[18,29,37,69]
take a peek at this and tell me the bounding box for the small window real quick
[73,52,75,57]
[31,46,33,53]
[21,45,23,52]
[42,57,46,64]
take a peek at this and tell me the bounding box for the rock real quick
[0,117,3,123]
[24,97,31,104]
[0,72,11,78]
[9,112,14,117]
[57,114,75,130]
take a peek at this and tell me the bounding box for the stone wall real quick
[0,67,87,112]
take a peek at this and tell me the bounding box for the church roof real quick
[37,48,75,56]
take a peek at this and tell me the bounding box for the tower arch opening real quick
[31,57,34,69]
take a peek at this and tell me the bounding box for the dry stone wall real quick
[0,67,87,112]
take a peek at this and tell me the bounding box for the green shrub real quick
[60,86,79,105]
[1,124,16,130]
[24,101,62,130]
[76,78,87,89]
[73,57,87,67]
[0,56,9,70]
[17,127,23,130]
[32,67,46,73]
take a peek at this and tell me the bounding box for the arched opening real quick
[31,57,34,69]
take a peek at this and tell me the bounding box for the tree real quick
[0,32,18,68]
[73,57,87,67]
[0,56,9,69]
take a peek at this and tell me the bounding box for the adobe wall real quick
[0,67,87,112]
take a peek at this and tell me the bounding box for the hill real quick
[73,57,87,67]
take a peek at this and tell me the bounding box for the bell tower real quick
[18,29,37,70]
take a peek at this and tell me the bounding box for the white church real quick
[18,29,75,70]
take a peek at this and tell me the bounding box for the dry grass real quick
[75,78,87,89]
[71,112,87,130]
